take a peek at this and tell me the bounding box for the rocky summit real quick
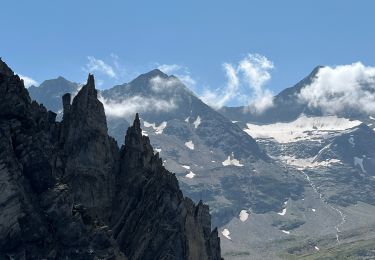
[0,58,221,260]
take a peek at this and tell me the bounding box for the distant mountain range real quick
[28,65,375,259]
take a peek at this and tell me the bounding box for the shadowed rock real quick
[0,59,221,260]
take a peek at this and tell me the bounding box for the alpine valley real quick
[23,64,375,259]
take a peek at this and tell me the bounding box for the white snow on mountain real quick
[143,121,167,134]
[185,171,196,178]
[193,116,201,128]
[222,153,244,167]
[354,156,366,173]
[244,115,361,143]
[221,229,231,240]
[277,156,342,170]
[239,210,249,222]
[182,165,190,170]
[185,140,195,150]
[348,136,355,147]
[281,230,290,235]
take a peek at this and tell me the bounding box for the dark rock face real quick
[0,58,221,260]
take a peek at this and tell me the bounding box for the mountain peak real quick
[310,65,324,78]
[136,68,168,81]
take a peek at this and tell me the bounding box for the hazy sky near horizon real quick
[2,0,375,107]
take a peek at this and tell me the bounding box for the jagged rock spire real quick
[0,57,14,77]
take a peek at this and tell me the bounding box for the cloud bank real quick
[99,95,177,118]
[157,63,196,88]
[84,56,117,78]
[201,53,275,113]
[298,62,375,115]
[19,74,38,88]
[150,75,180,93]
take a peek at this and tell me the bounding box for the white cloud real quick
[201,63,240,109]
[18,74,38,88]
[150,75,180,93]
[298,62,375,115]
[99,94,177,118]
[157,63,196,88]
[157,64,183,74]
[84,56,117,79]
[201,53,275,113]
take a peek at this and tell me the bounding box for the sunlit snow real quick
[185,140,194,150]
[222,153,244,167]
[185,171,196,178]
[281,230,290,235]
[143,121,167,134]
[182,165,190,170]
[221,229,231,240]
[277,156,341,170]
[244,115,361,143]
[193,116,201,128]
[278,201,288,216]
[348,136,355,147]
[354,156,366,173]
[239,210,249,222]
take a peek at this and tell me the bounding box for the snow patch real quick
[244,115,361,143]
[315,246,320,251]
[222,153,244,167]
[142,130,148,136]
[154,148,162,153]
[185,171,196,178]
[193,116,201,128]
[278,208,287,216]
[182,165,190,170]
[185,116,190,123]
[143,121,167,134]
[354,156,366,173]
[277,156,341,170]
[281,230,290,234]
[348,136,355,147]
[185,140,194,150]
[312,208,316,212]
[221,229,231,240]
[278,201,288,216]
[239,210,249,222]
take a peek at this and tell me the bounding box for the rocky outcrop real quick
[0,58,221,259]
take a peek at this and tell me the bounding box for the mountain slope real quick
[0,59,221,260]
[28,76,80,115]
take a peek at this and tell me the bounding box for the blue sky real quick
[2,0,375,107]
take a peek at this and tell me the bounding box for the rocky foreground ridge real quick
[0,59,221,259]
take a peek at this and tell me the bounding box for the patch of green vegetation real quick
[223,251,251,257]
[272,219,305,231]
[282,238,375,260]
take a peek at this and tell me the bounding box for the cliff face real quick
[0,59,221,260]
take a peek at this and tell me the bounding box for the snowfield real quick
[244,115,361,143]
